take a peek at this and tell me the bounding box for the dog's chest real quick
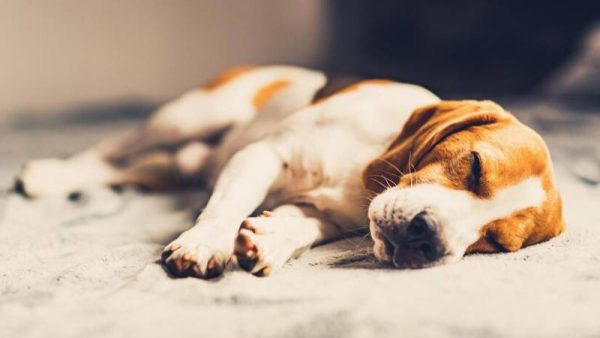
[266,124,378,226]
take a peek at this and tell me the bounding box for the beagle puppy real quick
[364,101,565,268]
[14,65,563,278]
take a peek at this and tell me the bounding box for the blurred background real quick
[1,0,599,126]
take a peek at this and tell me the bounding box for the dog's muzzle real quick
[375,211,446,268]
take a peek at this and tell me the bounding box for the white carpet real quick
[1,100,599,338]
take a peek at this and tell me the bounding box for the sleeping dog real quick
[15,65,564,278]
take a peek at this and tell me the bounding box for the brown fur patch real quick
[363,100,564,254]
[252,80,291,110]
[312,79,393,104]
[202,66,255,91]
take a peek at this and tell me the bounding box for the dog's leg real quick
[116,141,213,189]
[15,85,236,198]
[102,101,229,163]
[15,141,213,198]
[16,66,324,198]
[161,141,283,279]
[234,204,342,276]
[15,149,123,198]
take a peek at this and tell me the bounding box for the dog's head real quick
[363,100,564,268]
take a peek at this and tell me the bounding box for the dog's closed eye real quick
[468,151,482,194]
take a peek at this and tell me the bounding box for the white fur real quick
[17,66,440,277]
[164,81,440,276]
[235,204,338,275]
[368,177,546,263]
[18,150,120,197]
[175,141,213,176]
[19,66,325,197]
[147,66,327,139]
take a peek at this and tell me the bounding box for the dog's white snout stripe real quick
[369,177,546,259]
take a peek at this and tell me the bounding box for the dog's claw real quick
[13,178,30,198]
[160,242,228,279]
[234,222,273,277]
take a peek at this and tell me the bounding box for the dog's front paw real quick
[234,217,298,277]
[161,228,233,279]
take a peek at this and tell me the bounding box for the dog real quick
[14,65,564,278]
[363,100,565,268]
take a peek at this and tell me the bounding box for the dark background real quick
[323,0,600,96]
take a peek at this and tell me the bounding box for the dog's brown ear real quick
[363,100,511,194]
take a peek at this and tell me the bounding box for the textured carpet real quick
[0,98,599,338]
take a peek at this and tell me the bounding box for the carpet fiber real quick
[1,99,599,338]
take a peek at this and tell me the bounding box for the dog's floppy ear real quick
[363,100,511,194]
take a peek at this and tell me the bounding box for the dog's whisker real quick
[378,175,396,189]
[370,176,390,191]
[381,158,405,176]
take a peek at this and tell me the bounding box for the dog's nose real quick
[381,211,446,267]
[404,212,445,262]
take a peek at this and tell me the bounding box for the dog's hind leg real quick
[114,141,214,190]
[12,69,250,198]
[15,66,324,198]
[13,81,228,198]
[101,90,233,163]
[15,149,123,199]
[15,140,213,199]
[234,204,342,276]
